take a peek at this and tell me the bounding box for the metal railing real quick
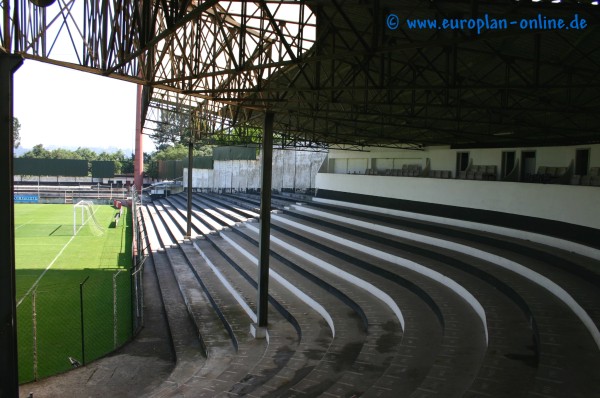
[14,185,129,204]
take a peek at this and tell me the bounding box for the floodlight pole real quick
[254,111,274,337]
[134,84,144,195]
[0,50,23,398]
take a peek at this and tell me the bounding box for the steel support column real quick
[256,111,274,332]
[0,51,23,398]
[186,139,193,238]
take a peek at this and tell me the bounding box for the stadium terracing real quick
[2,1,600,397]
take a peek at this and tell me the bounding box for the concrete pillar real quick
[0,51,23,398]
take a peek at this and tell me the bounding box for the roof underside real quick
[5,0,600,149]
[218,0,600,149]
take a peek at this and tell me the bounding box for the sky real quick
[13,60,156,154]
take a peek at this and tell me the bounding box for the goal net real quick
[73,200,105,236]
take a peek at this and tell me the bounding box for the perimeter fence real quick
[17,190,148,384]
[17,270,131,383]
[130,188,147,336]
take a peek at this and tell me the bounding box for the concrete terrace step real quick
[233,224,409,397]
[281,199,600,397]
[202,193,261,216]
[144,203,177,249]
[148,250,205,395]
[168,196,228,230]
[201,233,331,397]
[216,228,382,396]
[141,201,260,397]
[262,213,490,396]
[165,245,235,356]
[225,194,531,394]
[298,199,600,285]
[153,243,268,397]
[180,193,448,394]
[289,205,600,324]
[140,192,600,397]
[143,199,274,396]
[196,193,259,220]
[274,191,316,203]
[162,196,222,235]
[151,201,191,240]
[226,192,296,210]
[244,222,444,396]
[273,208,542,394]
[140,205,163,253]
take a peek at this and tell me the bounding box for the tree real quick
[145,158,159,179]
[210,125,264,146]
[153,144,191,161]
[120,153,135,174]
[143,142,214,179]
[49,148,77,159]
[93,151,117,174]
[22,144,50,158]
[151,108,192,149]
[74,147,97,161]
[12,117,21,148]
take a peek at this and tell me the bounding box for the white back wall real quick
[315,173,600,229]
[425,146,455,173]
[469,148,503,167]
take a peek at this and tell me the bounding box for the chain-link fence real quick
[130,189,146,336]
[17,189,148,384]
[17,270,132,383]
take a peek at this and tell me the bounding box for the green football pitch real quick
[14,203,133,384]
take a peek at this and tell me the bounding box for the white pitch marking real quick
[17,235,76,307]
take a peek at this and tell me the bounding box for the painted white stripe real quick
[192,241,257,323]
[219,232,336,337]
[156,201,204,238]
[272,214,488,344]
[244,223,405,331]
[292,204,600,350]
[193,197,245,225]
[313,198,600,261]
[180,203,223,233]
[140,207,163,252]
[14,220,32,231]
[204,196,260,219]
[146,204,176,247]
[17,235,76,307]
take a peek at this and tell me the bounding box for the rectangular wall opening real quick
[575,148,590,176]
[521,151,536,181]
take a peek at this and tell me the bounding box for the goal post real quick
[73,200,105,236]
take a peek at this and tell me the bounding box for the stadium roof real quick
[242,1,600,149]
[4,0,600,149]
